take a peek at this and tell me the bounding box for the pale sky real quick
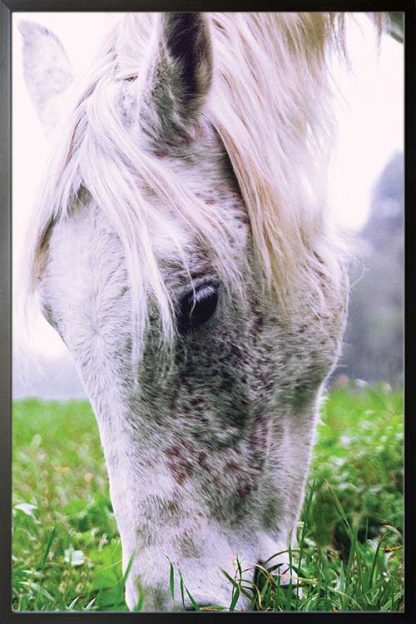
[12,13,404,363]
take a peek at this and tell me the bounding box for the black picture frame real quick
[1,2,415,623]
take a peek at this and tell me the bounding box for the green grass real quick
[12,385,404,612]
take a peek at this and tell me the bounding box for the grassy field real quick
[12,386,404,612]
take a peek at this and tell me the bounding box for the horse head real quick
[20,13,348,610]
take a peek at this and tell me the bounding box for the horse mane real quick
[24,13,381,354]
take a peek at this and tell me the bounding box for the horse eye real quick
[177,282,219,334]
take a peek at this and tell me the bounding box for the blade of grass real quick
[37,526,57,571]
[134,586,145,612]
[179,572,186,609]
[185,585,200,611]
[121,552,135,586]
[228,578,241,611]
[168,559,175,602]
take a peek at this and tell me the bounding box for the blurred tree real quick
[388,12,404,43]
[335,153,404,385]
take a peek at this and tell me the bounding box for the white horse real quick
[20,12,353,610]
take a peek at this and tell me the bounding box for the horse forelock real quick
[25,12,360,357]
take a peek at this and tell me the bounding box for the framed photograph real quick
[0,3,414,622]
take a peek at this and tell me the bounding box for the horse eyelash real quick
[193,283,217,302]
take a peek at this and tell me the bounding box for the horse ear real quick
[18,20,74,134]
[144,13,213,143]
